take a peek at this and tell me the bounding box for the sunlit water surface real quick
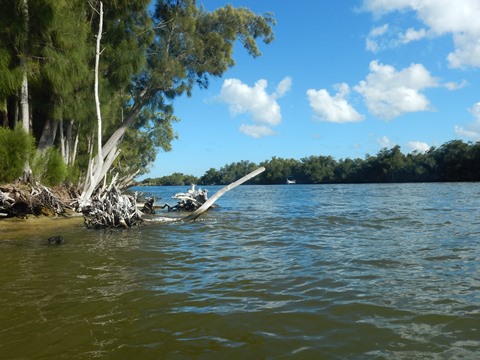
[1,183,479,359]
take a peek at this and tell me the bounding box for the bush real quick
[0,126,35,184]
[31,147,67,186]
[64,164,81,185]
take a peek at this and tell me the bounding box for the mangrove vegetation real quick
[139,140,480,185]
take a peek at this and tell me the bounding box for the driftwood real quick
[161,185,208,212]
[149,167,265,222]
[82,186,142,229]
[141,197,156,214]
[0,184,70,218]
[1,167,265,229]
[184,167,265,221]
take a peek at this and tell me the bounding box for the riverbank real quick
[0,182,79,219]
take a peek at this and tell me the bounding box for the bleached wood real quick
[183,167,265,221]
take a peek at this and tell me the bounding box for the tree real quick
[200,168,221,185]
[301,155,336,183]
[0,1,274,199]
[434,140,470,181]
[260,157,301,184]
[79,0,275,204]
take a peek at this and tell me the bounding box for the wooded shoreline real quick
[0,167,266,226]
[140,141,480,186]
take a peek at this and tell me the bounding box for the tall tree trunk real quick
[20,0,29,133]
[20,73,29,133]
[94,1,103,169]
[20,0,31,181]
[65,119,72,164]
[38,118,58,151]
[71,122,79,165]
[79,1,108,206]
[59,119,65,160]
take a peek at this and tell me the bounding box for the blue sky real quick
[142,0,480,179]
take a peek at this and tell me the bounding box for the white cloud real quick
[407,141,430,153]
[354,60,438,119]
[366,24,427,52]
[454,126,479,139]
[239,124,276,138]
[444,79,468,90]
[454,102,480,140]
[366,24,389,52]
[399,28,427,44]
[275,76,292,98]
[371,23,389,37]
[217,77,291,138]
[448,32,480,68]
[377,135,393,148]
[307,83,364,123]
[362,0,480,68]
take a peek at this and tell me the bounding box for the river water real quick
[0,183,479,359]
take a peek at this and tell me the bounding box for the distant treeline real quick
[139,140,480,186]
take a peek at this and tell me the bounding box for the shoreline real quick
[0,213,84,241]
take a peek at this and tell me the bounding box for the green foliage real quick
[0,0,276,188]
[259,157,301,184]
[150,140,480,186]
[64,164,81,186]
[198,161,258,185]
[200,168,221,185]
[0,127,35,183]
[141,173,199,186]
[31,147,67,186]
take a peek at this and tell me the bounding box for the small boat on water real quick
[286,176,296,184]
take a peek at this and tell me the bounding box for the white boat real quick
[286,176,296,184]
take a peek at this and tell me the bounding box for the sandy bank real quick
[0,214,84,241]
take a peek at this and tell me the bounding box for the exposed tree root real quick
[0,183,73,218]
[81,186,143,229]
[161,185,208,212]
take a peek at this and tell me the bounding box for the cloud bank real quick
[354,60,438,119]
[308,61,439,122]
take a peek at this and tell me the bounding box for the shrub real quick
[0,126,35,184]
[64,164,81,185]
[31,147,67,186]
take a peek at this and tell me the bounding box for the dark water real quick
[1,183,479,359]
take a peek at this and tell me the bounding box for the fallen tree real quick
[160,185,209,212]
[0,184,72,218]
[81,167,265,227]
[0,167,265,228]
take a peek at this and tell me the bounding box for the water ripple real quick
[1,183,480,358]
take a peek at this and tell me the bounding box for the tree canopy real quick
[0,0,275,192]
[140,140,480,186]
